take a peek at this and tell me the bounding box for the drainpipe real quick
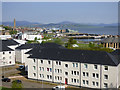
[100,64,102,89]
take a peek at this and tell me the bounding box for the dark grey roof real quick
[1,39,19,46]
[101,37,120,43]
[111,49,120,63]
[0,41,14,51]
[28,48,119,66]
[16,42,66,50]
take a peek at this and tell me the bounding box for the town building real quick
[26,43,120,89]
[101,37,120,49]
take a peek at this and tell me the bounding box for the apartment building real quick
[26,46,120,89]
[0,42,15,66]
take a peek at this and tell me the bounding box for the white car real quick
[52,85,65,90]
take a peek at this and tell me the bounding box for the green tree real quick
[3,26,12,30]
[89,42,95,48]
[9,30,17,35]
[65,38,77,48]
[34,37,37,41]
[12,81,23,89]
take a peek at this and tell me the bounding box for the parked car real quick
[52,85,65,90]
[12,80,22,84]
[2,78,11,82]
[19,65,25,70]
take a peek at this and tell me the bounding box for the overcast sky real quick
[2,2,118,24]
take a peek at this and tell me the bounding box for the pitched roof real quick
[16,42,66,50]
[28,48,119,66]
[101,37,120,43]
[111,49,120,63]
[1,39,19,46]
[0,41,14,51]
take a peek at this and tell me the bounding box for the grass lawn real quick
[77,43,90,49]
[0,86,8,90]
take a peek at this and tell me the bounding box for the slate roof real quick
[0,41,14,51]
[28,48,119,66]
[1,39,19,46]
[111,49,120,63]
[16,42,66,50]
[101,37,120,43]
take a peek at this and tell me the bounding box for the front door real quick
[65,78,68,84]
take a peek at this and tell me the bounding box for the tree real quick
[65,38,77,48]
[34,37,37,41]
[89,42,95,48]
[12,81,23,89]
[9,30,17,35]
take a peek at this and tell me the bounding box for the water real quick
[73,27,118,35]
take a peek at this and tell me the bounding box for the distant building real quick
[101,37,120,49]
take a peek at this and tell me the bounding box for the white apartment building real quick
[26,47,120,89]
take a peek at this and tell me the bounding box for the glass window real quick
[41,60,43,64]
[92,81,95,86]
[9,56,11,59]
[50,68,52,72]
[83,80,85,84]
[104,83,108,88]
[40,74,41,77]
[3,52,5,54]
[55,69,56,72]
[48,61,50,64]
[60,69,62,73]
[86,80,89,85]
[96,74,99,78]
[76,63,78,67]
[77,71,79,75]
[83,72,85,76]
[71,78,73,82]
[71,71,73,75]
[47,68,49,71]
[84,64,88,68]
[104,75,108,80]
[65,64,68,68]
[42,67,44,71]
[59,61,61,65]
[56,61,58,65]
[47,75,49,79]
[42,74,44,78]
[74,71,76,75]
[60,77,62,80]
[77,79,79,83]
[50,75,52,79]
[33,66,36,70]
[94,65,97,69]
[104,66,108,71]
[93,73,95,78]
[73,63,75,67]
[9,52,11,54]
[57,69,59,73]
[39,67,41,71]
[96,82,99,86]
[65,72,68,75]
[86,72,89,77]
[33,73,36,77]
[74,79,76,83]
[3,57,5,60]
[55,76,57,80]
[33,59,35,63]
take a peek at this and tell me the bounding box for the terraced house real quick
[25,43,120,89]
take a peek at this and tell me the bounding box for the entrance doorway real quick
[65,78,68,84]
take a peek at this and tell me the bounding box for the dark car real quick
[2,78,11,82]
[12,80,22,84]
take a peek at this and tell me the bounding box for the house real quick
[101,37,120,49]
[0,42,15,66]
[26,45,120,89]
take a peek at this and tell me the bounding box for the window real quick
[83,80,85,84]
[39,67,41,71]
[83,72,85,76]
[65,72,68,75]
[48,61,51,64]
[73,63,75,67]
[59,61,61,65]
[74,71,76,75]
[93,73,95,78]
[9,52,11,54]
[84,64,88,68]
[71,71,73,75]
[60,77,62,80]
[104,75,108,80]
[33,66,36,70]
[92,81,95,86]
[86,72,89,77]
[86,80,89,85]
[96,74,99,78]
[56,61,58,65]
[55,69,56,72]
[55,76,57,80]
[50,68,52,72]
[65,64,68,68]
[96,82,99,86]
[47,68,49,71]
[9,56,11,59]
[33,59,35,63]
[41,60,43,64]
[104,83,108,88]
[104,66,108,71]
[3,57,5,60]
[74,79,76,83]
[77,79,79,83]
[50,75,52,79]
[58,76,59,80]
[94,65,97,69]
[3,52,5,54]
[33,73,36,77]
[42,74,44,78]
[60,69,62,73]
[76,63,78,67]
[42,67,44,71]
[71,78,73,82]
[57,69,59,73]
[40,74,41,77]
[77,71,79,75]
[47,75,49,79]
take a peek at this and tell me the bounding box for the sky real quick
[2,2,118,24]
